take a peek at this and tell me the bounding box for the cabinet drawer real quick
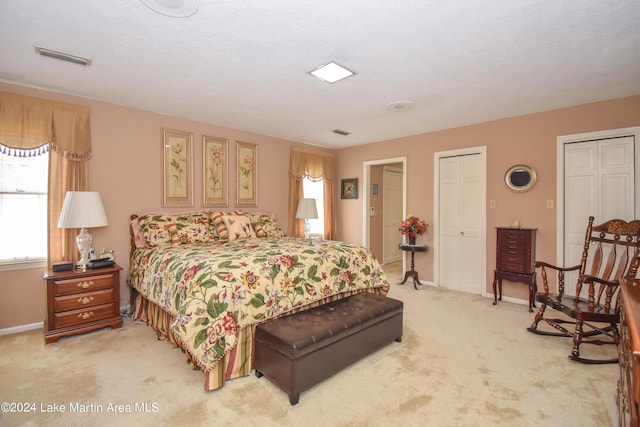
[54,289,114,312]
[53,274,115,296]
[499,252,525,264]
[53,303,115,329]
[499,229,526,239]
[498,261,528,273]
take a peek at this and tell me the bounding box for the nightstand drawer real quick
[54,288,114,312]
[53,273,116,296]
[53,303,115,329]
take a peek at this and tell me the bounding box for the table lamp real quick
[295,198,318,239]
[57,191,109,270]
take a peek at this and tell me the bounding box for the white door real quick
[563,135,636,294]
[437,151,485,294]
[383,167,403,264]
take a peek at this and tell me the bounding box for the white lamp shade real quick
[57,191,109,229]
[296,198,319,219]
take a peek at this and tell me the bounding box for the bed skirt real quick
[133,286,388,391]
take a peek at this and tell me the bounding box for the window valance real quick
[0,91,91,160]
[289,147,335,181]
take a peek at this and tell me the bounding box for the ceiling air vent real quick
[34,46,92,66]
[332,129,350,136]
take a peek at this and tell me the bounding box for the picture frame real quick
[236,141,258,206]
[341,178,358,199]
[162,129,193,207]
[372,183,379,195]
[202,135,228,207]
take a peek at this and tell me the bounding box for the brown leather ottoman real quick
[254,291,403,405]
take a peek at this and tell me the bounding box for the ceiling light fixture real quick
[139,0,199,17]
[386,101,415,112]
[33,45,92,66]
[309,62,355,84]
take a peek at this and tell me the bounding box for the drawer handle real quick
[77,296,94,305]
[77,280,94,289]
[78,311,94,320]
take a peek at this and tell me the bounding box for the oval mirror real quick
[504,164,537,192]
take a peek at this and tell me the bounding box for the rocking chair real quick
[527,216,640,364]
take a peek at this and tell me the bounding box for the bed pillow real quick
[130,217,147,248]
[249,214,286,238]
[222,215,256,240]
[138,214,174,247]
[171,212,214,243]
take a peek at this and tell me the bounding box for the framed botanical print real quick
[162,129,193,207]
[202,136,228,206]
[341,178,358,199]
[236,141,258,206]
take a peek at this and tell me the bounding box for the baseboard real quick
[0,321,43,336]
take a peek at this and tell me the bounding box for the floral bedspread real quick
[129,237,389,371]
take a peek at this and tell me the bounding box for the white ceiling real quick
[1,1,639,149]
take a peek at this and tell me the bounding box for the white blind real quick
[0,152,48,261]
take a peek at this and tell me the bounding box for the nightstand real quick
[43,264,123,344]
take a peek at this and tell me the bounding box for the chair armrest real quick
[534,261,582,272]
[579,274,619,287]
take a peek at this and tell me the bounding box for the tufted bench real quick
[254,292,403,405]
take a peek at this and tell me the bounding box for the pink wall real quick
[335,95,640,302]
[0,82,307,330]
[0,79,638,330]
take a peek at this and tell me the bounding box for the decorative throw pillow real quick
[210,210,244,239]
[165,223,189,245]
[222,215,256,240]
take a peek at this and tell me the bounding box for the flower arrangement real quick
[399,214,427,242]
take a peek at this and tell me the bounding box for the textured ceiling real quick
[1,1,639,149]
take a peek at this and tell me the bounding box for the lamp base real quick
[303,220,311,239]
[76,227,92,271]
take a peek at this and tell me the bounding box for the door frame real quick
[434,146,487,295]
[362,157,407,270]
[556,126,640,266]
[382,165,404,264]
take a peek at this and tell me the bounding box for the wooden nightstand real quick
[43,264,123,344]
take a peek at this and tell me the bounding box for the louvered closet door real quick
[564,136,635,295]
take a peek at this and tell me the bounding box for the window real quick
[0,151,49,265]
[302,176,324,237]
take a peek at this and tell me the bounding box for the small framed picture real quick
[372,183,379,195]
[341,178,358,199]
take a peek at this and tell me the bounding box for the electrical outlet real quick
[546,199,554,209]
[370,207,375,216]
[489,200,496,209]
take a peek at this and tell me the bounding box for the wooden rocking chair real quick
[527,216,640,364]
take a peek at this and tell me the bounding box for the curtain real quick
[0,91,91,266]
[288,147,335,239]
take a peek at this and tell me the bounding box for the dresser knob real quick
[78,311,94,320]
[77,296,94,304]
[460,231,464,236]
[77,280,94,289]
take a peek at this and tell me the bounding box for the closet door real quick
[563,136,635,294]
[438,152,485,294]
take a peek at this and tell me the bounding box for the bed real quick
[128,210,390,391]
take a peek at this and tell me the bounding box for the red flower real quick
[399,214,427,238]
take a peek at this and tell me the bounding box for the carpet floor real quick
[0,264,619,426]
